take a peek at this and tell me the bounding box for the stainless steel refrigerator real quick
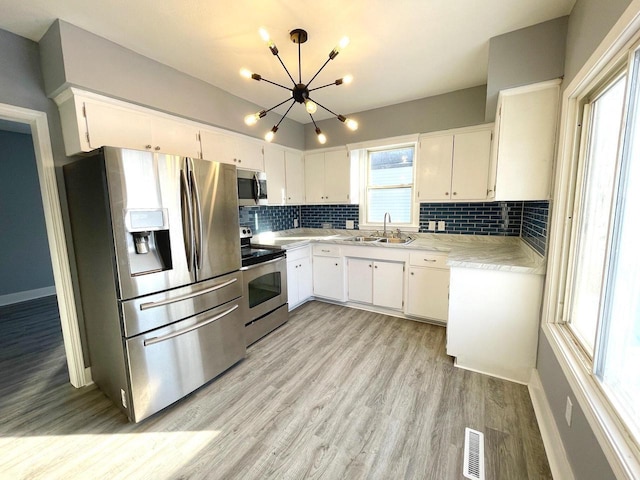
[65,147,245,422]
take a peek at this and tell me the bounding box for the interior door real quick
[190,159,241,281]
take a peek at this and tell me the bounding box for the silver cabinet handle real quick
[144,304,239,346]
[321,249,330,252]
[139,278,238,310]
[453,192,457,195]
[155,146,161,151]
[145,144,152,149]
[424,259,437,262]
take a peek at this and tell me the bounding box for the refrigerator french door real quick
[64,147,244,422]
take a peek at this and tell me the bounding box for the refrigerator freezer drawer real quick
[121,271,242,337]
[125,298,246,422]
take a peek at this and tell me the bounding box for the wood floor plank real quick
[0,298,552,479]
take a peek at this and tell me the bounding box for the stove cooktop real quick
[241,246,286,267]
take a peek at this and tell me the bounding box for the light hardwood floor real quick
[0,297,551,479]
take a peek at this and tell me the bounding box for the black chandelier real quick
[241,27,358,144]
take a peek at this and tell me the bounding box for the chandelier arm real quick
[274,100,297,129]
[308,98,340,118]
[274,54,297,86]
[263,97,296,115]
[309,114,320,130]
[259,77,294,91]
[308,82,338,92]
[306,58,332,89]
[298,42,302,84]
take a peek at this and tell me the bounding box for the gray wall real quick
[0,130,54,296]
[40,20,304,150]
[304,85,487,149]
[485,17,568,122]
[564,0,633,84]
[536,0,633,477]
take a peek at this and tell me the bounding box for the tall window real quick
[564,49,640,444]
[365,146,415,224]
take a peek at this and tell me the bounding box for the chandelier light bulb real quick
[240,68,252,79]
[338,36,350,50]
[305,100,318,114]
[346,118,358,131]
[315,128,327,144]
[265,126,278,143]
[244,113,259,126]
[342,74,353,85]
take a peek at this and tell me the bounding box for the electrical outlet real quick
[565,396,573,426]
[437,221,446,231]
[428,221,436,231]
[345,220,355,229]
[293,218,299,228]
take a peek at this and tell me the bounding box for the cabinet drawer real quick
[409,252,448,269]
[287,245,311,262]
[313,244,341,257]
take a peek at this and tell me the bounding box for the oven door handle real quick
[143,304,239,346]
[240,256,284,270]
[139,278,238,310]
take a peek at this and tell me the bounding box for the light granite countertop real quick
[251,228,546,274]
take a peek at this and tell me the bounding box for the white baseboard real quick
[529,369,575,480]
[0,286,56,306]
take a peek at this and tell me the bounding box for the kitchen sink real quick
[342,236,381,242]
[378,237,414,245]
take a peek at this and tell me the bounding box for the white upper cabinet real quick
[263,145,287,205]
[285,150,305,204]
[200,129,264,171]
[79,98,201,158]
[304,148,351,204]
[416,125,493,202]
[489,79,561,201]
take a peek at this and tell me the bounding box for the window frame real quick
[541,16,640,477]
[350,135,419,231]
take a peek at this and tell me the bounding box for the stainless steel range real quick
[240,227,289,346]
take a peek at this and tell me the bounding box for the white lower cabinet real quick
[405,252,450,322]
[312,245,345,301]
[286,246,312,310]
[347,258,404,310]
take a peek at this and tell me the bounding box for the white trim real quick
[346,133,419,152]
[541,1,640,477]
[0,103,87,388]
[0,286,57,306]
[528,369,576,480]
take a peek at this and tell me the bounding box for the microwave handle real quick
[253,172,261,203]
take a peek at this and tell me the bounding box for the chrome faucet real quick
[383,212,391,237]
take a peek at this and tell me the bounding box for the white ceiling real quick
[0,0,575,123]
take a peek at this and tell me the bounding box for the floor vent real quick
[463,427,485,480]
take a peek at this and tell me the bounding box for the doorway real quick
[0,103,86,388]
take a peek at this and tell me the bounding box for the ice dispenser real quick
[126,209,172,276]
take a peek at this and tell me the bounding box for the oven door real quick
[241,256,287,323]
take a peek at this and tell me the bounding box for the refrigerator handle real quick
[179,168,194,272]
[189,167,203,270]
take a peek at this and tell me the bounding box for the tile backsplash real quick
[239,200,550,254]
[418,202,522,236]
[521,200,549,256]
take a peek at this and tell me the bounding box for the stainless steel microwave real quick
[237,170,268,206]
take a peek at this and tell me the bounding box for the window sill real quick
[542,322,640,479]
[358,224,420,233]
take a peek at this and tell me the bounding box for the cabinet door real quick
[298,256,313,302]
[199,129,236,164]
[416,135,453,201]
[287,259,299,308]
[84,101,153,151]
[406,267,449,321]
[323,150,350,203]
[373,261,404,309]
[312,256,344,300]
[236,138,264,171]
[348,258,373,303]
[285,151,305,204]
[151,117,201,158]
[451,129,492,200]
[264,146,286,205]
[305,152,326,203]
